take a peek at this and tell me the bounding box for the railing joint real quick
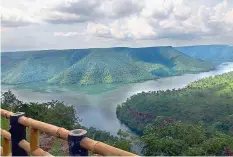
[10,112,28,156]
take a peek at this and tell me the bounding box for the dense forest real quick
[1,46,213,85]
[1,91,132,155]
[116,71,233,155]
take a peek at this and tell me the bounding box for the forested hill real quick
[1,46,213,85]
[116,71,233,133]
[116,71,233,155]
[175,45,233,64]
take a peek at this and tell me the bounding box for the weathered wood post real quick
[9,112,28,156]
[68,129,88,156]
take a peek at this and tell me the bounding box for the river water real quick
[1,62,233,135]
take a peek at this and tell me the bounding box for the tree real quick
[141,122,233,156]
[1,90,23,111]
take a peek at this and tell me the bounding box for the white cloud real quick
[84,17,157,40]
[1,7,38,27]
[54,32,82,37]
[1,0,233,51]
[100,0,143,18]
[126,17,156,39]
[173,4,191,20]
[81,0,233,41]
[224,9,233,25]
[141,0,174,19]
[86,22,111,38]
[44,11,86,24]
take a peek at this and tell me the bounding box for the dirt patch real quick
[61,140,69,155]
[39,133,56,152]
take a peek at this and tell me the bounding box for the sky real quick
[1,0,233,51]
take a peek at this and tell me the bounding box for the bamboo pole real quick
[0,109,13,119]
[0,146,3,156]
[80,137,137,156]
[3,138,11,156]
[30,127,40,152]
[1,129,11,156]
[18,116,69,140]
[19,140,53,156]
[1,129,11,141]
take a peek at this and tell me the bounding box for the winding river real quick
[1,62,233,136]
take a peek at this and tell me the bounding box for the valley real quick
[2,62,233,135]
[1,45,233,155]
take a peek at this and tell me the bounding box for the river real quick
[1,62,233,136]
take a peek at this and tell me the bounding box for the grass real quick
[48,138,67,156]
[1,117,10,146]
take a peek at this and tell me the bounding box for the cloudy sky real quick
[1,0,233,51]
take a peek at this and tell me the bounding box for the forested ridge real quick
[1,46,213,85]
[116,71,233,155]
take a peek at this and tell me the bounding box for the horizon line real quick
[1,44,232,53]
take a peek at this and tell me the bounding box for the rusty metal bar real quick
[18,116,69,140]
[1,129,11,156]
[30,127,40,152]
[1,109,14,119]
[19,140,53,156]
[81,137,137,156]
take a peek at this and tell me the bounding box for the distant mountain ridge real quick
[1,46,214,85]
[175,45,233,64]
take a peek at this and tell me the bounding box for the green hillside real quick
[116,71,233,156]
[116,71,233,133]
[1,47,214,85]
[175,45,233,64]
[1,50,89,84]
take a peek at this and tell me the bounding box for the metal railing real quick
[0,109,137,156]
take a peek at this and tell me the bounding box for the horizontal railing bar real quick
[81,137,136,156]
[1,129,11,141]
[1,109,13,119]
[19,140,53,156]
[18,116,69,140]
[0,109,138,156]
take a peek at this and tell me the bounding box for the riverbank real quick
[1,62,233,136]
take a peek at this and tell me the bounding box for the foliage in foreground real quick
[142,119,233,156]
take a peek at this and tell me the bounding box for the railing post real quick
[1,129,11,156]
[30,127,40,152]
[9,112,28,156]
[68,129,88,156]
[2,137,11,156]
